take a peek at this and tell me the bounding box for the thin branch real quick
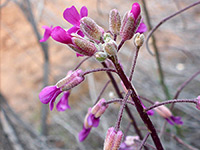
[94,80,110,105]
[139,132,150,150]
[73,56,91,71]
[145,1,200,55]
[145,99,197,112]
[82,68,117,76]
[129,46,140,81]
[117,40,125,52]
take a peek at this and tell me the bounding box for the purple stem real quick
[139,132,150,150]
[117,40,125,52]
[145,99,197,112]
[94,80,110,105]
[114,34,117,41]
[110,56,164,150]
[129,46,140,81]
[73,56,91,71]
[104,99,135,106]
[82,68,117,76]
[146,1,200,55]
[115,90,132,132]
[174,69,200,99]
[101,62,145,143]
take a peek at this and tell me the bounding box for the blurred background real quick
[1,0,200,149]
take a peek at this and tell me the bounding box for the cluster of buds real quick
[103,127,123,150]
[79,99,108,142]
[39,69,84,111]
[154,101,183,125]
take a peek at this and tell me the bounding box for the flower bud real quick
[104,40,117,56]
[56,69,84,91]
[104,127,123,150]
[124,136,139,146]
[71,36,97,56]
[80,17,104,43]
[84,108,93,129]
[154,102,172,118]
[196,96,200,110]
[95,52,107,62]
[133,33,145,47]
[91,99,108,118]
[109,9,121,35]
[120,3,142,41]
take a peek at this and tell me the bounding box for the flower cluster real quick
[39,69,84,111]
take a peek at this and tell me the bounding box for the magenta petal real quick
[130,2,141,20]
[136,22,147,33]
[68,26,79,34]
[80,6,88,18]
[165,118,174,125]
[40,25,53,42]
[39,85,58,104]
[76,53,84,57]
[56,91,71,111]
[51,26,72,44]
[92,118,100,127]
[79,127,91,142]
[171,116,183,125]
[147,109,154,116]
[63,6,81,26]
[87,114,94,126]
[49,90,62,111]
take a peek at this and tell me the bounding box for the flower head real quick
[79,99,108,142]
[120,2,147,41]
[154,102,183,125]
[39,70,84,111]
[103,127,123,150]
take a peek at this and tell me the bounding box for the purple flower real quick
[63,6,88,36]
[40,6,93,56]
[56,91,71,111]
[120,2,147,41]
[79,99,108,142]
[154,101,183,125]
[39,70,84,111]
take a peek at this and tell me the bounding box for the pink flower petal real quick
[51,26,72,44]
[136,22,147,33]
[63,6,81,26]
[40,26,53,42]
[80,6,88,18]
[56,91,71,111]
[130,2,141,20]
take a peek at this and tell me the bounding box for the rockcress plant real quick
[39,2,200,150]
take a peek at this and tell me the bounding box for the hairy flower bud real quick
[104,40,117,56]
[104,127,123,150]
[91,99,108,118]
[56,69,84,91]
[71,36,97,56]
[80,17,104,43]
[95,52,108,62]
[120,3,142,41]
[154,102,172,118]
[109,9,121,35]
[133,33,145,47]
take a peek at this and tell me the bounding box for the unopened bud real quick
[196,96,200,110]
[80,17,104,43]
[104,127,123,150]
[56,69,84,91]
[104,40,117,56]
[133,33,144,47]
[91,99,108,118]
[154,102,172,118]
[84,108,93,129]
[95,52,107,62]
[120,12,135,41]
[71,36,97,56]
[109,9,121,35]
